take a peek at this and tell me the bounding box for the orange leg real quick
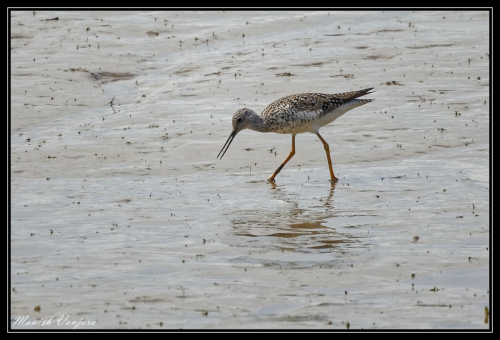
[316,132,338,182]
[268,134,296,182]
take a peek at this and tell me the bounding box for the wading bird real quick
[217,88,374,183]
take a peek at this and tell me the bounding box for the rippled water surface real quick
[10,10,489,329]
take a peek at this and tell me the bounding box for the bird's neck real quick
[248,112,269,132]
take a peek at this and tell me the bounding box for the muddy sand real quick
[10,10,489,329]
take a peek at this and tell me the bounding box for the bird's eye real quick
[237,118,242,122]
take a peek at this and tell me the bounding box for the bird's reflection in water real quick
[226,180,369,266]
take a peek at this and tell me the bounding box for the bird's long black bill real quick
[217,131,236,160]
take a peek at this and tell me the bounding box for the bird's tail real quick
[346,98,374,110]
[341,87,375,101]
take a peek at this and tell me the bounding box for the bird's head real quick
[231,108,255,133]
[217,108,255,160]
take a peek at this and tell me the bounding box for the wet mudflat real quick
[10,10,489,329]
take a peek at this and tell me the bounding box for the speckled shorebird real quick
[217,88,375,183]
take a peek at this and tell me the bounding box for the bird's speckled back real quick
[259,89,374,134]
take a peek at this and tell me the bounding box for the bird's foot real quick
[267,173,278,182]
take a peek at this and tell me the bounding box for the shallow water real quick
[10,10,489,329]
